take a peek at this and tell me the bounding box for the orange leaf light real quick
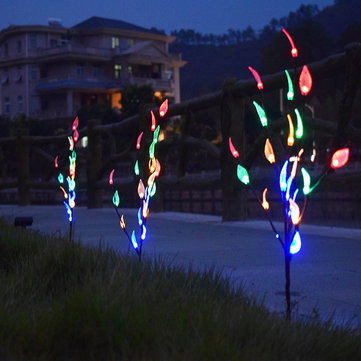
[264,138,275,164]
[299,65,312,96]
[331,148,350,169]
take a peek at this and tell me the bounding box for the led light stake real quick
[55,116,79,242]
[112,101,167,261]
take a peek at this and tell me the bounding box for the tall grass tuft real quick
[0,218,360,360]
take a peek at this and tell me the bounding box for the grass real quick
[0,219,360,360]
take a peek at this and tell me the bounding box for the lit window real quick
[112,37,119,49]
[114,64,122,79]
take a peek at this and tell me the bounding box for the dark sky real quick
[1,0,334,34]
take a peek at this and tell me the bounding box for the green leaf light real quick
[149,182,157,197]
[134,160,140,176]
[236,164,250,185]
[58,173,64,183]
[301,168,311,195]
[112,190,120,207]
[294,108,304,139]
[285,70,294,101]
[153,125,160,144]
[149,141,155,159]
[252,101,268,127]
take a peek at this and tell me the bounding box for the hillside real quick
[171,0,361,101]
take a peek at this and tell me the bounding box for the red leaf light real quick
[159,99,168,117]
[282,28,298,58]
[54,155,59,168]
[248,66,263,90]
[229,137,239,158]
[331,148,349,169]
[299,65,312,96]
[151,110,156,131]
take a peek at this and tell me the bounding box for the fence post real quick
[15,124,30,205]
[86,118,102,208]
[221,84,247,221]
[177,108,192,177]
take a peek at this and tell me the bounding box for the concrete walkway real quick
[1,205,361,328]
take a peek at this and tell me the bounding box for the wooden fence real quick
[1,43,361,224]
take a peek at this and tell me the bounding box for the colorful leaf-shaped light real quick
[131,231,138,249]
[264,138,275,164]
[248,66,263,90]
[134,160,140,176]
[141,224,147,240]
[153,125,160,144]
[138,179,145,199]
[279,160,289,192]
[72,116,79,131]
[253,101,268,127]
[136,132,143,150]
[229,137,239,158]
[120,214,126,229]
[159,99,168,117]
[299,65,312,96]
[73,129,79,142]
[282,28,298,58]
[330,148,349,169]
[285,70,294,101]
[287,114,295,147]
[236,164,250,185]
[58,173,64,184]
[112,190,120,207]
[54,155,59,168]
[294,108,303,139]
[289,198,300,225]
[290,230,302,255]
[262,188,269,210]
[301,168,311,195]
[149,141,155,159]
[151,110,156,131]
[109,169,115,185]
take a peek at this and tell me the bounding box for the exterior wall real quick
[0,21,184,120]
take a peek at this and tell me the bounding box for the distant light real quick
[81,136,88,148]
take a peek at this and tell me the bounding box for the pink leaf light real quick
[331,148,349,169]
[73,129,79,142]
[136,132,144,150]
[229,137,239,158]
[159,99,168,117]
[54,155,59,168]
[282,28,298,58]
[109,169,115,185]
[72,116,79,131]
[299,65,312,96]
[248,66,263,90]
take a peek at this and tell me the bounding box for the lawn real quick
[0,219,360,360]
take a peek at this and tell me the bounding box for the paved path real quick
[1,205,361,328]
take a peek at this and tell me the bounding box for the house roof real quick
[72,16,162,35]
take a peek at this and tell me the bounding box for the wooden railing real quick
[1,43,361,223]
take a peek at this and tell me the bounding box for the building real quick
[0,16,185,120]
